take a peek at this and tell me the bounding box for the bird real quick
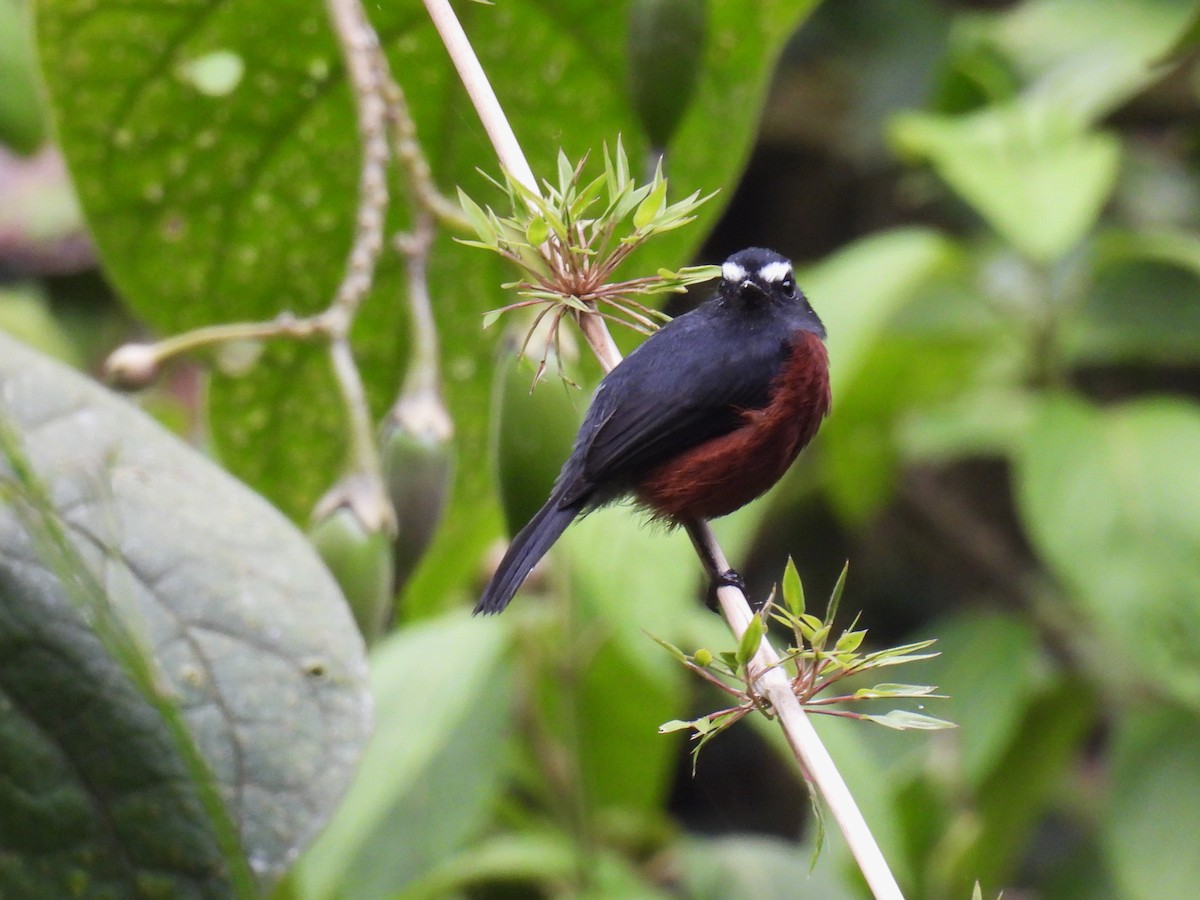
[476,247,831,615]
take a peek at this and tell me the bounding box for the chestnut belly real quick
[635,331,830,521]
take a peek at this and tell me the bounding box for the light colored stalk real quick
[707,542,903,900]
[322,0,396,532]
[421,0,537,192]
[420,2,903,897]
[325,0,389,320]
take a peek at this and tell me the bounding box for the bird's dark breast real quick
[634,330,830,520]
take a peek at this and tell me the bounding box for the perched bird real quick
[476,247,831,615]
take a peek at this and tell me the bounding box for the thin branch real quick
[321,0,397,531]
[423,4,903,898]
[325,0,389,321]
[394,217,443,398]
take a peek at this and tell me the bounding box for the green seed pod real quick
[628,0,709,151]
[310,488,396,646]
[490,340,582,535]
[379,386,455,591]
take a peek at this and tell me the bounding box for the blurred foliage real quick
[2,0,1200,897]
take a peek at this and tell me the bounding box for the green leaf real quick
[0,335,369,894]
[632,174,668,230]
[834,629,865,654]
[524,216,550,247]
[1105,706,1200,900]
[397,831,577,897]
[458,188,497,244]
[801,228,966,520]
[736,615,765,668]
[826,561,848,624]
[678,834,856,900]
[555,147,574,197]
[961,677,1097,893]
[570,171,609,219]
[294,610,514,899]
[781,556,805,618]
[627,0,709,149]
[898,614,1039,787]
[1064,229,1200,364]
[853,683,942,700]
[646,633,690,666]
[987,0,1195,122]
[890,107,1120,262]
[559,505,698,814]
[1016,394,1200,708]
[36,0,819,535]
[861,710,956,731]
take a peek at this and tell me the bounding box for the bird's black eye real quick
[781,275,795,291]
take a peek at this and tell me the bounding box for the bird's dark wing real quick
[557,310,787,506]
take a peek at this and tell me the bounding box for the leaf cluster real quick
[657,559,954,769]
[458,140,718,381]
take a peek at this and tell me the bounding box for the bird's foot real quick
[712,568,771,612]
[704,569,759,613]
[715,568,747,593]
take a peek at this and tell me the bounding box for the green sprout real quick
[656,559,954,769]
[457,139,719,382]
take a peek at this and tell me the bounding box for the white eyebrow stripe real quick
[722,261,748,282]
[758,260,792,283]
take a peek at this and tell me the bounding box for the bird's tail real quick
[475,499,579,615]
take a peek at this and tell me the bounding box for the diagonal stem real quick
[422,3,902,897]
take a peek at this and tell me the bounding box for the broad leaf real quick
[35,0,819,548]
[0,334,370,893]
[295,610,514,899]
[891,107,1120,262]
[1016,393,1200,708]
[1106,706,1200,900]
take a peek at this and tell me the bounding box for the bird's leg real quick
[683,519,753,610]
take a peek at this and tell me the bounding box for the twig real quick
[322,0,396,532]
[325,0,389,320]
[394,218,443,398]
[422,3,903,897]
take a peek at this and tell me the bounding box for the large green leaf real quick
[891,107,1121,263]
[889,0,1193,262]
[1105,705,1200,900]
[0,334,370,893]
[678,834,856,900]
[987,0,1195,123]
[35,0,818,536]
[902,613,1044,788]
[1016,393,1200,708]
[957,677,1095,894]
[798,227,964,520]
[1064,229,1200,364]
[560,506,696,814]
[295,610,514,899]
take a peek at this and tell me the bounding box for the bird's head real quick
[717,248,826,337]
